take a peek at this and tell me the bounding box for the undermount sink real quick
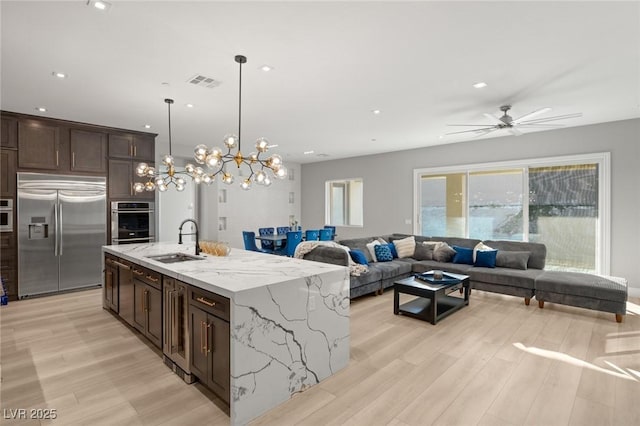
[147,252,204,264]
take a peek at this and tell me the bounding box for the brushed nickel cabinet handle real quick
[56,150,59,166]
[206,322,211,353]
[208,323,213,353]
[72,152,75,168]
[113,260,131,270]
[133,269,144,275]
[134,145,137,157]
[200,320,206,354]
[196,296,216,307]
[146,275,159,283]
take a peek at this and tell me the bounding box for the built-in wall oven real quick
[110,201,155,244]
[0,199,14,232]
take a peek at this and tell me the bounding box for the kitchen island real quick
[103,242,350,425]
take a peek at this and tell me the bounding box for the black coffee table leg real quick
[393,287,399,314]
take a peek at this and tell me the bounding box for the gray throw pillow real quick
[433,243,456,262]
[413,243,434,260]
[495,251,530,270]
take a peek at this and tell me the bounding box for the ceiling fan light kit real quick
[446,104,582,137]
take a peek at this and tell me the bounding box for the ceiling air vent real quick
[187,74,220,89]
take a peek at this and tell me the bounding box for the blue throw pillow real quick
[475,249,498,268]
[374,244,393,262]
[387,243,399,258]
[349,249,369,265]
[452,246,474,265]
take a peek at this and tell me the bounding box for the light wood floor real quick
[1,289,639,425]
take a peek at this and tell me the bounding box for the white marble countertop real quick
[102,242,347,298]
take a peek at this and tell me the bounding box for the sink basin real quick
[147,252,204,264]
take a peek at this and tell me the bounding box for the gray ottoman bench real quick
[535,271,628,322]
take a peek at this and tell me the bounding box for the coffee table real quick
[394,271,470,324]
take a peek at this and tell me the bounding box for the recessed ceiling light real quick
[144,124,151,129]
[185,103,194,108]
[372,109,381,115]
[438,135,445,139]
[260,65,273,72]
[35,107,47,112]
[52,71,67,79]
[303,150,315,155]
[89,0,111,11]
[473,82,488,89]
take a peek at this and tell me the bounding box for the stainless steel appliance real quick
[163,277,194,383]
[0,199,13,232]
[111,201,155,244]
[17,173,106,298]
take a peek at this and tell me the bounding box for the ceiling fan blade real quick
[483,113,504,125]
[507,127,523,136]
[520,112,582,124]
[473,128,498,138]
[518,123,565,128]
[445,126,496,135]
[447,124,495,127]
[512,107,551,124]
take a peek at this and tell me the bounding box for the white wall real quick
[301,119,640,296]
[157,161,197,243]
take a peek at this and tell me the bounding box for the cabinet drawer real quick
[131,264,161,289]
[189,287,230,321]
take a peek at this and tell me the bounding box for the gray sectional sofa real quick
[301,233,628,322]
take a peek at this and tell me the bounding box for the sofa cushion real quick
[339,237,377,263]
[350,267,382,287]
[535,271,628,303]
[473,242,494,262]
[483,240,546,270]
[495,251,530,270]
[370,260,413,279]
[428,236,482,249]
[394,236,416,258]
[366,240,381,262]
[413,242,435,260]
[474,249,497,268]
[386,243,399,258]
[349,249,369,265]
[470,267,543,290]
[412,260,473,275]
[452,246,474,265]
[374,244,393,262]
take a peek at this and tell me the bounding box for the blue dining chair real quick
[258,227,275,251]
[323,225,336,240]
[284,231,303,257]
[242,231,269,253]
[305,229,319,241]
[319,228,332,241]
[276,226,291,235]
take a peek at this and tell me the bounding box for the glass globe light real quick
[240,179,251,190]
[133,182,145,193]
[144,181,155,191]
[263,176,272,186]
[269,154,282,167]
[162,154,174,166]
[223,134,238,148]
[203,175,212,184]
[175,177,185,186]
[248,152,258,162]
[254,170,267,184]
[255,137,269,152]
[155,177,164,186]
[158,183,168,192]
[146,167,155,177]
[205,154,220,168]
[176,184,185,192]
[185,163,195,173]
[194,144,208,164]
[194,175,202,184]
[136,163,148,177]
[222,173,234,185]
[274,166,287,179]
[195,167,204,176]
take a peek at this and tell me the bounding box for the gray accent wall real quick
[301,118,640,296]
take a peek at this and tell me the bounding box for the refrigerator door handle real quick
[54,201,59,256]
[58,202,63,256]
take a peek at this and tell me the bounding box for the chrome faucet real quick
[178,219,200,255]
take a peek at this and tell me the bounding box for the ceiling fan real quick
[446,105,582,137]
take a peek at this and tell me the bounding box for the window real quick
[326,178,363,226]
[415,153,609,274]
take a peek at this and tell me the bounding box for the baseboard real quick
[628,287,640,298]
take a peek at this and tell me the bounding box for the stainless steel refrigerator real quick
[18,173,106,298]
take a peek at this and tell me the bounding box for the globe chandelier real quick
[187,54,287,190]
[134,98,193,193]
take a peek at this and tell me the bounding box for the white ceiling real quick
[2,1,639,164]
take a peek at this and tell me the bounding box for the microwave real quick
[0,199,13,232]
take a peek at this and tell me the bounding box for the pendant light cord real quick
[238,58,242,152]
[166,98,173,156]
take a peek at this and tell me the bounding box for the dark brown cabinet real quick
[108,133,155,161]
[103,255,119,312]
[1,116,18,149]
[18,119,62,170]
[189,288,230,404]
[1,233,17,300]
[108,159,155,200]
[133,267,162,348]
[70,129,107,173]
[1,149,17,198]
[163,277,191,376]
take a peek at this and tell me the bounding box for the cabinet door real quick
[104,261,117,311]
[190,306,209,381]
[1,149,17,197]
[108,134,133,158]
[146,284,162,348]
[108,159,134,198]
[209,315,231,404]
[133,135,155,161]
[1,116,18,149]
[70,129,107,173]
[133,279,146,333]
[119,262,134,326]
[18,120,61,170]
